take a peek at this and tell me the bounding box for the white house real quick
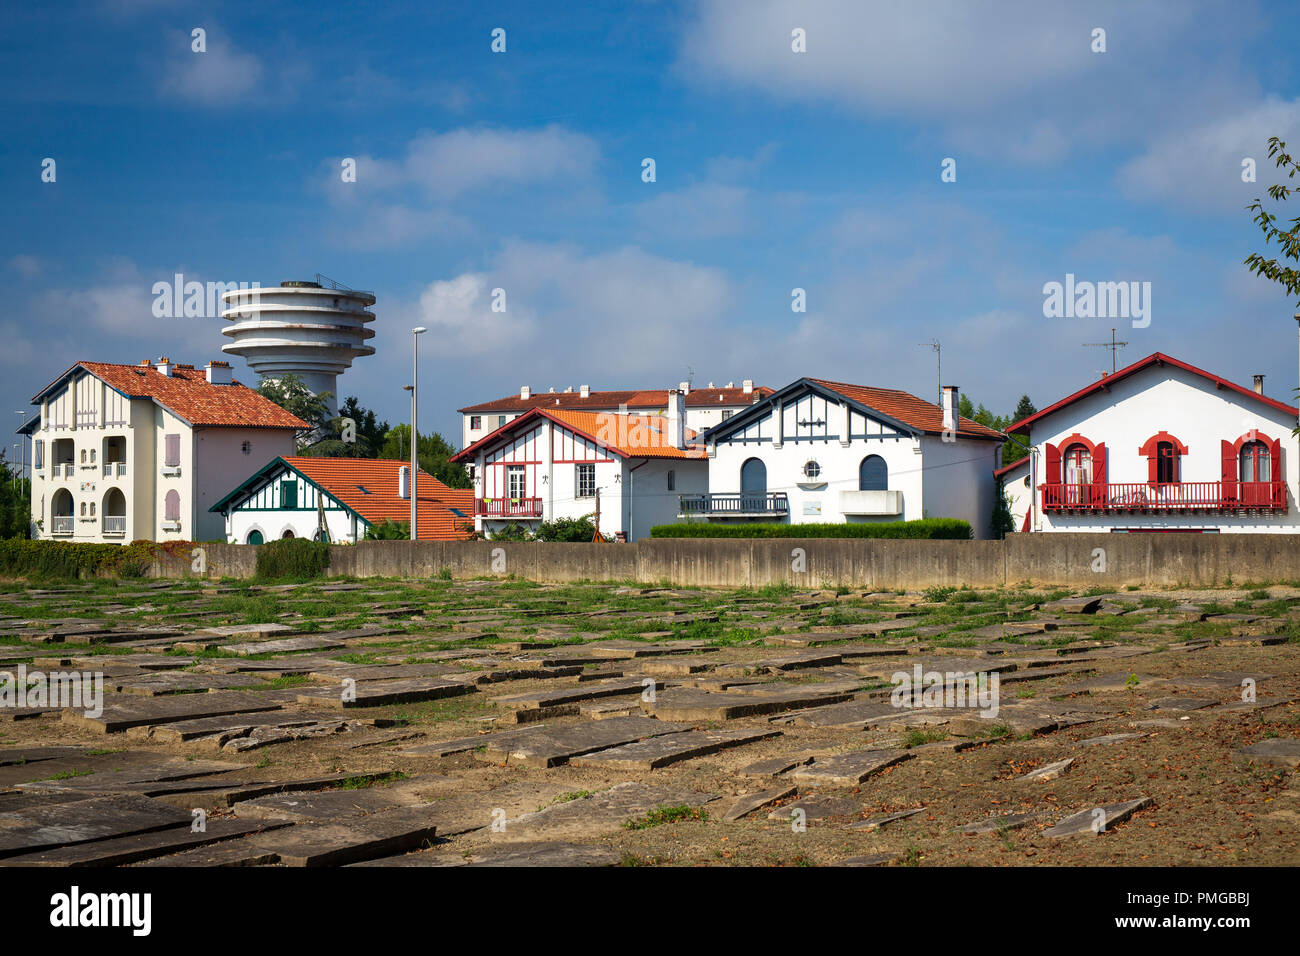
[1006,352,1300,533]
[210,457,474,544]
[688,378,1006,538]
[995,456,1033,533]
[450,391,709,541]
[24,358,306,543]
[457,380,772,451]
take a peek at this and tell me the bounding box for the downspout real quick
[628,459,649,541]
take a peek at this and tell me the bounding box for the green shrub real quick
[0,539,157,581]
[647,518,972,539]
[254,538,331,581]
[364,519,410,540]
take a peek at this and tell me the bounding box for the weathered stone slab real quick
[954,810,1052,834]
[1235,739,1300,768]
[1041,597,1102,615]
[767,796,862,822]
[0,818,289,867]
[738,754,813,777]
[839,852,901,866]
[849,807,924,831]
[226,635,345,656]
[1042,797,1153,838]
[196,623,296,638]
[722,786,798,821]
[490,678,658,711]
[570,728,781,771]
[62,691,285,734]
[297,678,476,710]
[0,793,191,857]
[1018,757,1076,782]
[778,698,900,729]
[791,749,912,786]
[504,782,717,839]
[1074,733,1148,748]
[251,805,441,866]
[234,788,410,822]
[644,687,853,722]
[479,716,691,768]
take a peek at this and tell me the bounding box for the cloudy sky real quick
[4,0,1300,450]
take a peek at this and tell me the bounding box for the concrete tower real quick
[220,278,376,415]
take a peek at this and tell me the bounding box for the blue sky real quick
[4,0,1300,452]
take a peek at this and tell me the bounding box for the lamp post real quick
[410,327,427,540]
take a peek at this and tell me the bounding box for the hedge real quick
[254,538,331,580]
[0,539,158,581]
[648,518,972,539]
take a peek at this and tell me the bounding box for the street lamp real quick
[410,327,427,540]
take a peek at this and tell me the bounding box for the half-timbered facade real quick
[692,378,1005,537]
[1006,352,1299,533]
[451,391,709,540]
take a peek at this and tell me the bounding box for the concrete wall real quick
[141,534,1300,588]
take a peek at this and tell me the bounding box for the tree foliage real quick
[256,373,332,449]
[378,425,470,489]
[302,396,391,459]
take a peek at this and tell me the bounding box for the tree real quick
[363,519,409,540]
[1011,395,1037,423]
[0,452,31,539]
[990,482,1017,539]
[1244,136,1300,435]
[301,396,391,459]
[378,425,470,489]
[256,374,332,449]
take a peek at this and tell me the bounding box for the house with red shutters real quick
[1002,352,1298,533]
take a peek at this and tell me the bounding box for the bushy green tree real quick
[256,374,332,449]
[363,519,410,540]
[302,396,391,459]
[378,425,470,489]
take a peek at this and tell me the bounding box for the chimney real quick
[579,384,590,398]
[742,379,754,394]
[678,380,690,396]
[1253,374,1265,395]
[398,465,410,500]
[205,360,233,385]
[520,385,531,399]
[666,388,686,449]
[155,357,172,377]
[564,386,573,393]
[941,385,959,433]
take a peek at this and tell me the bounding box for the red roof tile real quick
[459,385,772,414]
[284,457,474,541]
[452,408,703,463]
[809,379,1005,440]
[60,362,309,429]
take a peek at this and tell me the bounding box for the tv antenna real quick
[917,339,941,404]
[1083,328,1129,375]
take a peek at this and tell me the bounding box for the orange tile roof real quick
[284,457,474,541]
[452,408,704,462]
[810,378,1005,441]
[67,362,308,429]
[459,385,772,414]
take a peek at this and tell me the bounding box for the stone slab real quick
[0,793,191,857]
[61,691,286,734]
[297,678,476,710]
[791,749,913,786]
[1042,797,1153,838]
[722,786,798,822]
[569,728,781,771]
[478,716,692,769]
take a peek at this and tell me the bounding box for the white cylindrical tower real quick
[221,279,376,415]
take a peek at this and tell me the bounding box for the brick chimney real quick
[205,361,233,385]
[941,385,959,433]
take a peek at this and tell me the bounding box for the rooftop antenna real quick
[1083,327,1129,375]
[917,339,941,404]
[685,366,694,388]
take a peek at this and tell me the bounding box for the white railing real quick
[51,516,74,534]
[103,516,126,534]
[60,463,74,478]
[103,461,127,478]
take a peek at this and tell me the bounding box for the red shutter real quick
[1146,446,1158,484]
[1091,442,1107,507]
[1269,436,1283,507]
[1044,442,1060,508]
[1221,440,1238,503]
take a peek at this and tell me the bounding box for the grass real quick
[622,804,709,830]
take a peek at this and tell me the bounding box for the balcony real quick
[103,516,126,535]
[50,516,74,535]
[679,492,790,518]
[1041,481,1286,515]
[57,463,74,479]
[839,489,904,516]
[475,497,543,518]
[103,462,127,478]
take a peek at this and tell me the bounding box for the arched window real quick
[1139,432,1187,486]
[164,490,180,521]
[740,457,766,511]
[1062,444,1091,485]
[246,530,264,545]
[1240,440,1270,483]
[281,529,296,539]
[859,455,887,491]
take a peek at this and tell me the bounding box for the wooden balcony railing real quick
[474,497,543,517]
[1041,481,1286,513]
[679,492,790,516]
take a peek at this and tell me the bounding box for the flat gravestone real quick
[0,818,289,867]
[503,782,717,840]
[251,805,442,866]
[569,728,781,771]
[792,749,912,786]
[722,786,798,822]
[490,678,658,712]
[62,691,286,734]
[297,678,476,710]
[738,755,813,777]
[768,796,862,822]
[954,810,1052,835]
[644,687,854,721]
[1042,797,1153,838]
[234,788,411,822]
[1235,739,1300,768]
[479,716,691,769]
[1018,757,1076,782]
[849,807,924,831]
[0,793,191,857]
[226,635,345,656]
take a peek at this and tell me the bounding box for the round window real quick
[803,460,821,479]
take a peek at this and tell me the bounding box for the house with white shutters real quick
[1005,352,1299,533]
[23,358,306,543]
[210,457,474,543]
[688,378,1006,537]
[450,390,709,541]
[457,380,771,451]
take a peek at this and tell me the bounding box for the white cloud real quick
[157,28,301,106]
[7,255,42,278]
[634,182,752,238]
[1117,97,1300,213]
